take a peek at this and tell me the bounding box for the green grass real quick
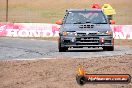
[0,0,132,24]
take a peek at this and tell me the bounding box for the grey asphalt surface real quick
[0,37,132,60]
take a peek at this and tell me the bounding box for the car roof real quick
[66,9,102,12]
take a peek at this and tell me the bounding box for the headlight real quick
[62,31,68,36]
[62,32,77,36]
[98,31,112,35]
[106,31,113,35]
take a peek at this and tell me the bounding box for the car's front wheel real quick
[59,46,68,52]
[103,46,114,51]
[58,37,68,52]
[58,40,68,52]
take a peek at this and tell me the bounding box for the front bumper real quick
[60,35,114,48]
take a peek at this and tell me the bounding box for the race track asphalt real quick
[0,37,132,60]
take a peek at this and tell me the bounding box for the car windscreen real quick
[65,11,107,24]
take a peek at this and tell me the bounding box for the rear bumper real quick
[60,35,114,48]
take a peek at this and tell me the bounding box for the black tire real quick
[108,46,114,51]
[103,47,107,51]
[103,46,114,51]
[58,36,68,52]
[76,75,87,85]
[59,47,68,52]
[58,37,68,52]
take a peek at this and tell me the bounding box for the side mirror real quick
[110,20,115,24]
[55,19,62,25]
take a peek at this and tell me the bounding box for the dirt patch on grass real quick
[0,55,132,88]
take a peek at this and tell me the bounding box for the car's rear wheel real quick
[103,46,114,51]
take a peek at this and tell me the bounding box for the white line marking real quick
[6,58,57,61]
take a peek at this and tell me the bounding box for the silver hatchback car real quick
[57,9,114,52]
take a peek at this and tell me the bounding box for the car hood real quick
[60,24,111,33]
